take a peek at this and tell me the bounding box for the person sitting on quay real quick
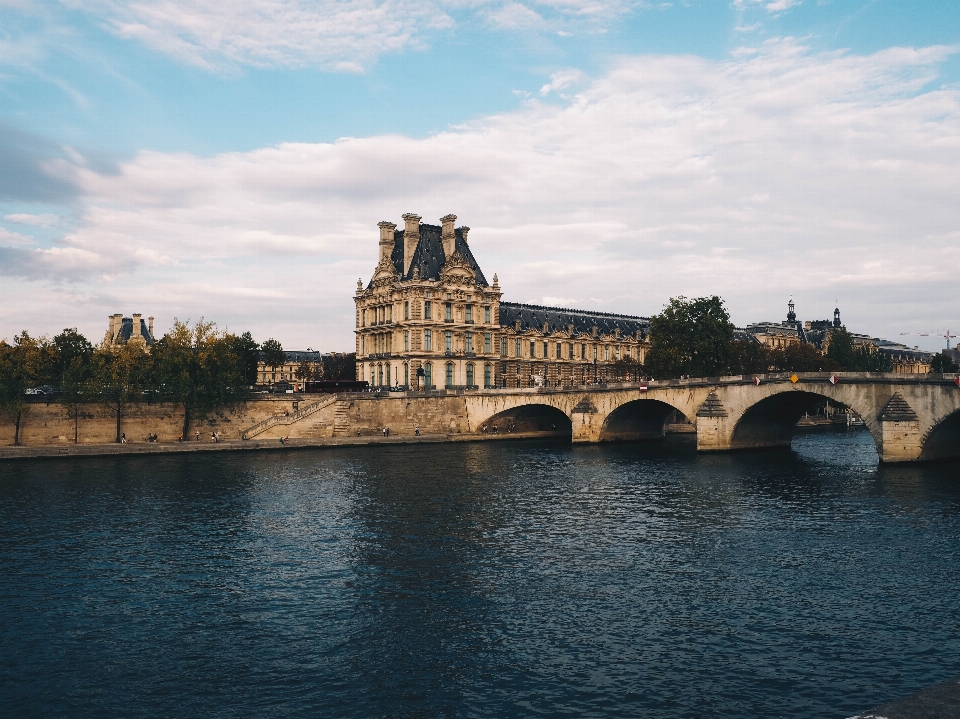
[120,433,127,443]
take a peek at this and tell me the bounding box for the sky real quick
[1,0,959,353]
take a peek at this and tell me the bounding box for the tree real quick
[727,339,771,375]
[295,358,316,384]
[152,319,247,438]
[322,352,357,380]
[53,329,95,444]
[0,332,47,446]
[261,338,286,382]
[93,342,150,443]
[782,342,840,372]
[851,344,893,372]
[231,332,261,386]
[826,327,857,370]
[645,296,735,379]
[931,353,960,373]
[610,356,644,382]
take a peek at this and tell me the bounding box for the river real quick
[2,430,959,718]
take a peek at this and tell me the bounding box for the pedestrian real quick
[414,426,420,437]
[178,434,183,443]
[196,430,200,442]
[279,437,286,445]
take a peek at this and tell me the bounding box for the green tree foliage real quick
[232,331,261,386]
[826,327,892,371]
[261,338,286,376]
[0,332,47,445]
[930,353,960,373]
[727,339,769,375]
[826,327,857,369]
[92,342,150,443]
[321,352,357,380]
[610,356,644,382]
[53,329,95,443]
[780,342,841,372]
[295,358,315,383]
[645,296,735,379]
[152,319,247,438]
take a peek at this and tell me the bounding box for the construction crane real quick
[900,330,956,349]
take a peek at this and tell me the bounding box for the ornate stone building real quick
[101,313,156,351]
[355,214,650,389]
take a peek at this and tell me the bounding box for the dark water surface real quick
[2,431,960,718]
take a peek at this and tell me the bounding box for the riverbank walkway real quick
[0,430,568,461]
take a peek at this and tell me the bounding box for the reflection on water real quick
[2,430,959,718]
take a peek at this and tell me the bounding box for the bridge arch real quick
[730,389,881,455]
[478,403,572,438]
[600,398,690,442]
[920,408,960,462]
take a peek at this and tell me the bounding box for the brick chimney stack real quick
[440,214,457,261]
[148,316,154,338]
[132,314,142,341]
[402,213,421,276]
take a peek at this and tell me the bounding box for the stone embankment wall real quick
[0,393,493,446]
[0,396,306,446]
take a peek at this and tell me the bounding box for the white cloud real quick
[4,38,960,352]
[59,0,637,72]
[539,68,585,95]
[4,213,59,226]
[0,227,35,246]
[484,2,545,30]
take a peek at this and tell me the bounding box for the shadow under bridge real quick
[599,398,690,442]
[479,403,572,438]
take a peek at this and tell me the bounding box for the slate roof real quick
[370,224,488,288]
[117,317,155,345]
[499,302,649,338]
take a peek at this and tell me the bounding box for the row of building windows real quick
[500,339,636,361]
[362,301,493,326]
[365,361,495,389]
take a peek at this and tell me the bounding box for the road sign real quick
[955,376,960,388]
[830,374,840,385]
[753,376,761,386]
[638,385,648,393]
[790,374,799,384]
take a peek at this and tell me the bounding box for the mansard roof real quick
[117,317,155,345]
[499,302,649,337]
[371,223,488,288]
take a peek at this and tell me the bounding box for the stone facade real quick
[355,213,650,389]
[102,313,156,350]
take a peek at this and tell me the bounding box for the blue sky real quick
[2,0,959,351]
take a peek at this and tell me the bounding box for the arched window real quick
[385,364,391,387]
[445,362,454,388]
[377,364,383,386]
[466,363,475,387]
[484,364,492,388]
[424,362,433,388]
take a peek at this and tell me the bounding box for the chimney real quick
[459,226,470,244]
[109,313,122,342]
[440,214,457,260]
[132,313,142,340]
[148,316,154,337]
[402,213,421,276]
[378,221,396,265]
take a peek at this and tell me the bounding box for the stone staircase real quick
[332,401,351,437]
[241,396,338,440]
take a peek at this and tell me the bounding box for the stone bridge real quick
[251,373,960,464]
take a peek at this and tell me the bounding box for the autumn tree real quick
[0,332,48,446]
[92,342,150,443]
[151,319,247,438]
[52,328,95,443]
